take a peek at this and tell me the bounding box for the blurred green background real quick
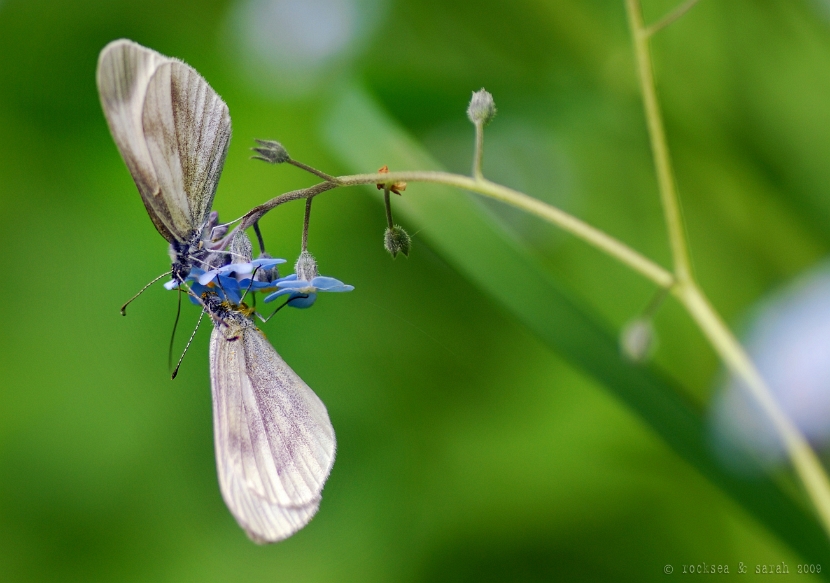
[2,0,830,580]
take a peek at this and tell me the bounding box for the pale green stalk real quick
[233,0,830,535]
[626,0,830,535]
[238,170,674,289]
[472,122,485,180]
[643,0,701,37]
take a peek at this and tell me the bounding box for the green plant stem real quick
[679,283,830,532]
[472,122,485,180]
[627,0,692,283]
[237,171,675,289]
[302,197,312,252]
[626,0,830,536]
[288,158,337,182]
[643,0,701,37]
[383,187,394,228]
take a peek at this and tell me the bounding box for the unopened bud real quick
[620,318,656,363]
[254,252,280,283]
[295,250,319,281]
[467,88,497,126]
[229,230,253,263]
[384,225,411,258]
[204,211,228,240]
[251,139,290,164]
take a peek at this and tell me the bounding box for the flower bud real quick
[466,88,497,126]
[254,252,280,283]
[384,225,411,258]
[295,250,319,281]
[229,230,253,264]
[620,318,656,363]
[251,139,290,164]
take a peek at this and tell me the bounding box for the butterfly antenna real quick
[172,309,205,379]
[253,221,267,254]
[120,271,169,315]
[262,295,307,323]
[168,287,183,370]
[239,266,261,305]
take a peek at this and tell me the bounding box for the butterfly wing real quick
[210,320,336,543]
[96,39,231,243]
[142,61,231,241]
[97,39,176,242]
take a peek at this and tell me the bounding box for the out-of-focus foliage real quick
[1,0,829,581]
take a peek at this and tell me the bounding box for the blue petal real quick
[311,276,354,292]
[251,257,286,268]
[198,270,221,285]
[226,262,255,274]
[287,292,317,308]
[218,275,243,305]
[263,288,293,303]
[277,279,314,290]
[164,279,179,290]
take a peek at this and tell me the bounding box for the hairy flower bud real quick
[251,139,290,164]
[384,225,411,258]
[295,250,319,281]
[254,252,280,283]
[467,88,497,126]
[620,318,656,363]
[229,230,253,264]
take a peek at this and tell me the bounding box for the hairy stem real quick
[302,197,312,252]
[383,188,394,228]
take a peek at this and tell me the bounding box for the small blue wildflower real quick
[262,274,354,309]
[197,257,284,287]
[165,257,285,305]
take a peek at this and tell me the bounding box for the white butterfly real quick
[96,39,231,283]
[97,40,336,543]
[208,297,336,543]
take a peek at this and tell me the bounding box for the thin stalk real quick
[383,187,394,228]
[626,0,830,535]
[677,284,830,533]
[302,197,312,252]
[627,0,692,283]
[643,0,701,37]
[288,159,338,183]
[237,170,675,289]
[472,121,485,180]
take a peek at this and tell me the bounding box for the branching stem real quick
[236,171,675,289]
[626,0,830,536]
[228,0,830,535]
[643,0,701,37]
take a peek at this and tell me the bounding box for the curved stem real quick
[237,171,675,289]
[678,284,830,532]
[626,0,830,535]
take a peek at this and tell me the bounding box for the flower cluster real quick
[165,246,353,310]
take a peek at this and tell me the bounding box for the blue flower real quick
[263,274,354,308]
[165,257,285,305]
[197,257,284,287]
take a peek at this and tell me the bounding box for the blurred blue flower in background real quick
[711,263,830,468]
